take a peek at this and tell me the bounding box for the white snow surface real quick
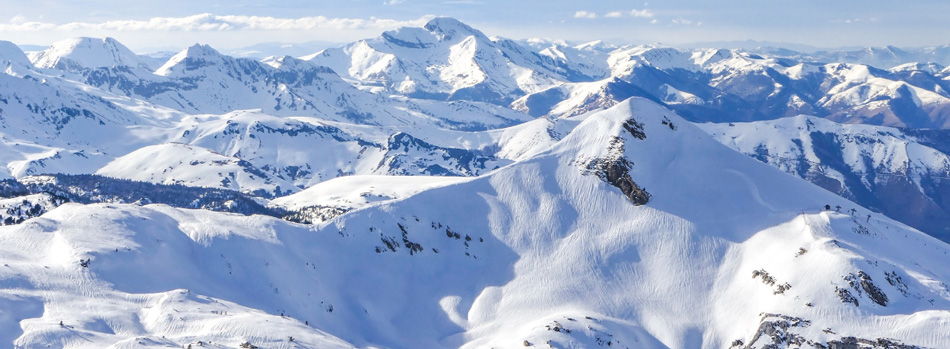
[96,143,298,196]
[1,99,949,348]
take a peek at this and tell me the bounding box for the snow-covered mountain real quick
[15,35,527,132]
[0,41,33,68]
[701,116,950,241]
[519,45,950,128]
[3,18,950,228]
[307,17,603,105]
[31,37,152,72]
[776,45,950,70]
[2,99,949,348]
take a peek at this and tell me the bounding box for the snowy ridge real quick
[701,116,950,241]
[96,143,297,197]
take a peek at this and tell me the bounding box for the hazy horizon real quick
[3,1,950,52]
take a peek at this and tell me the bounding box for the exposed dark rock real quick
[841,271,889,307]
[884,271,909,297]
[282,205,349,224]
[739,313,920,348]
[744,313,811,348]
[397,223,424,255]
[836,287,859,306]
[857,271,889,307]
[622,118,646,140]
[584,137,651,205]
[826,337,919,349]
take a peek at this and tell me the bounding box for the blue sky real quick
[2,0,948,51]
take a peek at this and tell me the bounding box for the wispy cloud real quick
[574,9,654,20]
[629,9,654,18]
[383,0,405,5]
[671,18,702,26]
[832,17,877,24]
[0,13,434,32]
[573,11,597,19]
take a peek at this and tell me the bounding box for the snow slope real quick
[96,143,298,197]
[1,99,948,348]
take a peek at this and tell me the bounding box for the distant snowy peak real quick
[308,17,602,105]
[889,61,946,74]
[155,44,229,76]
[375,17,489,51]
[0,41,31,67]
[261,55,319,71]
[31,37,148,71]
[512,77,660,118]
[380,17,490,47]
[422,17,488,43]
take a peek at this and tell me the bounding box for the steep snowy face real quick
[701,116,950,241]
[31,37,149,72]
[2,99,948,349]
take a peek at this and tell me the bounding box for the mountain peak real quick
[182,43,223,58]
[32,36,145,71]
[0,40,31,67]
[155,43,227,76]
[422,17,485,41]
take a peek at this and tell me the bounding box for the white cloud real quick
[574,11,597,19]
[671,18,694,25]
[0,13,435,32]
[629,9,654,18]
[579,9,653,20]
[383,0,405,5]
[833,17,876,24]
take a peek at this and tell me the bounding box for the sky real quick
[2,0,949,53]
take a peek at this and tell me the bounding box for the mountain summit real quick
[31,37,149,71]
